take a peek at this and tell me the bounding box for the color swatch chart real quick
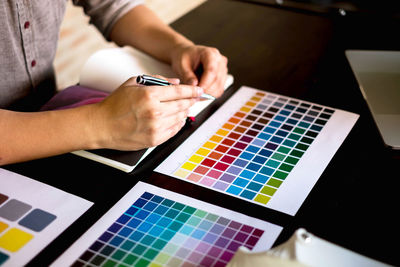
[156,86,359,215]
[0,168,93,267]
[52,182,282,267]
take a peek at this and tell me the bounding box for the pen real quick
[136,74,215,101]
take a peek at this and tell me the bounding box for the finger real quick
[198,49,221,90]
[158,98,198,117]
[151,84,203,102]
[152,74,180,85]
[179,55,199,86]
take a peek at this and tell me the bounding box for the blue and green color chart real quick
[52,182,282,267]
[156,86,359,215]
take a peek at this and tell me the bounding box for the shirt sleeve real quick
[73,0,144,40]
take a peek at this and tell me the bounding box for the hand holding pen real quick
[90,75,204,151]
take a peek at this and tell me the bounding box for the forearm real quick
[0,106,99,165]
[109,5,193,64]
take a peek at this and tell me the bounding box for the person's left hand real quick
[170,44,228,98]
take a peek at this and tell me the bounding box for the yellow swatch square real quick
[0,228,33,252]
[181,162,197,171]
[245,101,256,107]
[203,141,217,150]
[216,129,229,136]
[240,106,251,112]
[0,221,8,233]
[251,96,261,102]
[174,169,189,178]
[254,194,271,205]
[154,252,171,264]
[222,123,234,130]
[188,154,204,164]
[196,148,210,156]
[209,135,223,143]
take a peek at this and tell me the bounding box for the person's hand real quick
[90,76,202,150]
[170,44,228,98]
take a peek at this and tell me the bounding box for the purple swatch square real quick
[216,217,230,226]
[234,232,249,242]
[227,166,242,175]
[188,251,203,262]
[200,256,215,266]
[234,142,247,149]
[222,228,236,239]
[253,228,264,237]
[210,224,225,235]
[215,237,230,248]
[240,225,254,233]
[227,241,242,252]
[213,181,229,191]
[228,221,242,230]
[195,241,211,253]
[246,236,260,247]
[240,136,253,143]
[208,246,223,258]
[220,250,235,262]
[203,232,218,244]
[220,174,235,183]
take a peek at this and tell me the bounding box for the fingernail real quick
[196,87,204,96]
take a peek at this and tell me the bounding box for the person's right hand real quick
[89,76,203,151]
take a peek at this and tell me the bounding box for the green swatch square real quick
[144,248,159,260]
[153,239,167,250]
[293,127,305,134]
[165,209,179,219]
[187,216,201,226]
[288,133,301,141]
[111,250,126,261]
[279,163,294,172]
[194,209,207,218]
[300,136,313,144]
[161,199,174,207]
[132,244,146,255]
[290,149,304,157]
[295,143,309,151]
[261,186,277,196]
[277,146,290,154]
[168,221,183,231]
[136,259,150,267]
[205,213,218,222]
[172,202,185,211]
[182,206,196,215]
[267,178,283,188]
[103,260,117,267]
[176,212,191,223]
[123,254,138,265]
[285,156,299,165]
[266,159,280,168]
[273,171,288,180]
[271,152,285,161]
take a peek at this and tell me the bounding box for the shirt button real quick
[24,21,30,29]
[31,60,36,67]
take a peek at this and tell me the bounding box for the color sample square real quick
[0,193,8,206]
[18,209,57,232]
[0,228,33,252]
[0,199,32,221]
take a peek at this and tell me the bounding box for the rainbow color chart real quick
[156,86,359,215]
[52,182,282,267]
[0,168,92,267]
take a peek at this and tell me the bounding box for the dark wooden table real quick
[5,0,400,266]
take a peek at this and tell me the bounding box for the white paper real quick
[0,168,93,267]
[155,86,359,216]
[52,181,282,267]
[79,47,234,117]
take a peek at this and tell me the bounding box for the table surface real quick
[5,0,400,266]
